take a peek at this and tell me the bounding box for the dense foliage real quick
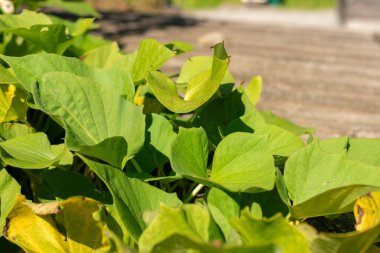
[0,9,379,253]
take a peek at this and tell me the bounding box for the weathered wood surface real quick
[97,12,380,138]
[339,0,380,23]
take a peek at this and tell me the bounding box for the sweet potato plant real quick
[0,10,380,253]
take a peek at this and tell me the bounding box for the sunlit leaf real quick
[0,133,65,169]
[147,42,229,113]
[4,196,106,253]
[284,139,380,218]
[0,169,20,236]
[354,192,380,232]
[33,72,144,167]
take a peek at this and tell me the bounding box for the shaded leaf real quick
[80,156,182,241]
[36,168,111,203]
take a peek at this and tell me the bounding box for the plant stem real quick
[131,158,143,173]
[184,184,204,203]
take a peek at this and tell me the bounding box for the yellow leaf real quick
[5,195,106,253]
[0,84,27,123]
[354,192,380,232]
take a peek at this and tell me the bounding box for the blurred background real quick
[74,0,380,138]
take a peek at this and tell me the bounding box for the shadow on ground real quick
[96,11,200,39]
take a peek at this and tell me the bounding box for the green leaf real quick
[227,110,305,157]
[0,10,52,31]
[165,40,193,55]
[32,72,144,167]
[127,39,176,82]
[170,127,209,179]
[42,0,100,17]
[129,113,177,173]
[242,76,262,106]
[80,156,182,241]
[347,138,380,166]
[176,55,233,85]
[260,110,315,136]
[207,187,241,241]
[147,42,229,113]
[193,89,247,146]
[14,25,72,54]
[0,123,35,140]
[284,139,380,218]
[319,137,348,153]
[0,64,18,85]
[169,130,275,193]
[210,133,276,193]
[0,133,65,169]
[1,53,134,99]
[234,210,311,253]
[36,168,111,203]
[82,42,125,69]
[0,169,20,236]
[143,234,277,253]
[139,204,264,253]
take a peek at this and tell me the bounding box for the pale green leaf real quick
[243,76,262,106]
[210,133,276,193]
[147,42,229,113]
[347,138,380,166]
[82,42,125,69]
[127,39,175,82]
[260,110,315,136]
[227,110,305,157]
[176,55,233,85]
[284,139,380,218]
[0,123,35,140]
[0,10,52,31]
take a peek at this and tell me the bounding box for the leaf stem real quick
[184,183,204,203]
[131,158,143,173]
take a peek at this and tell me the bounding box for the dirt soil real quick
[95,8,380,139]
